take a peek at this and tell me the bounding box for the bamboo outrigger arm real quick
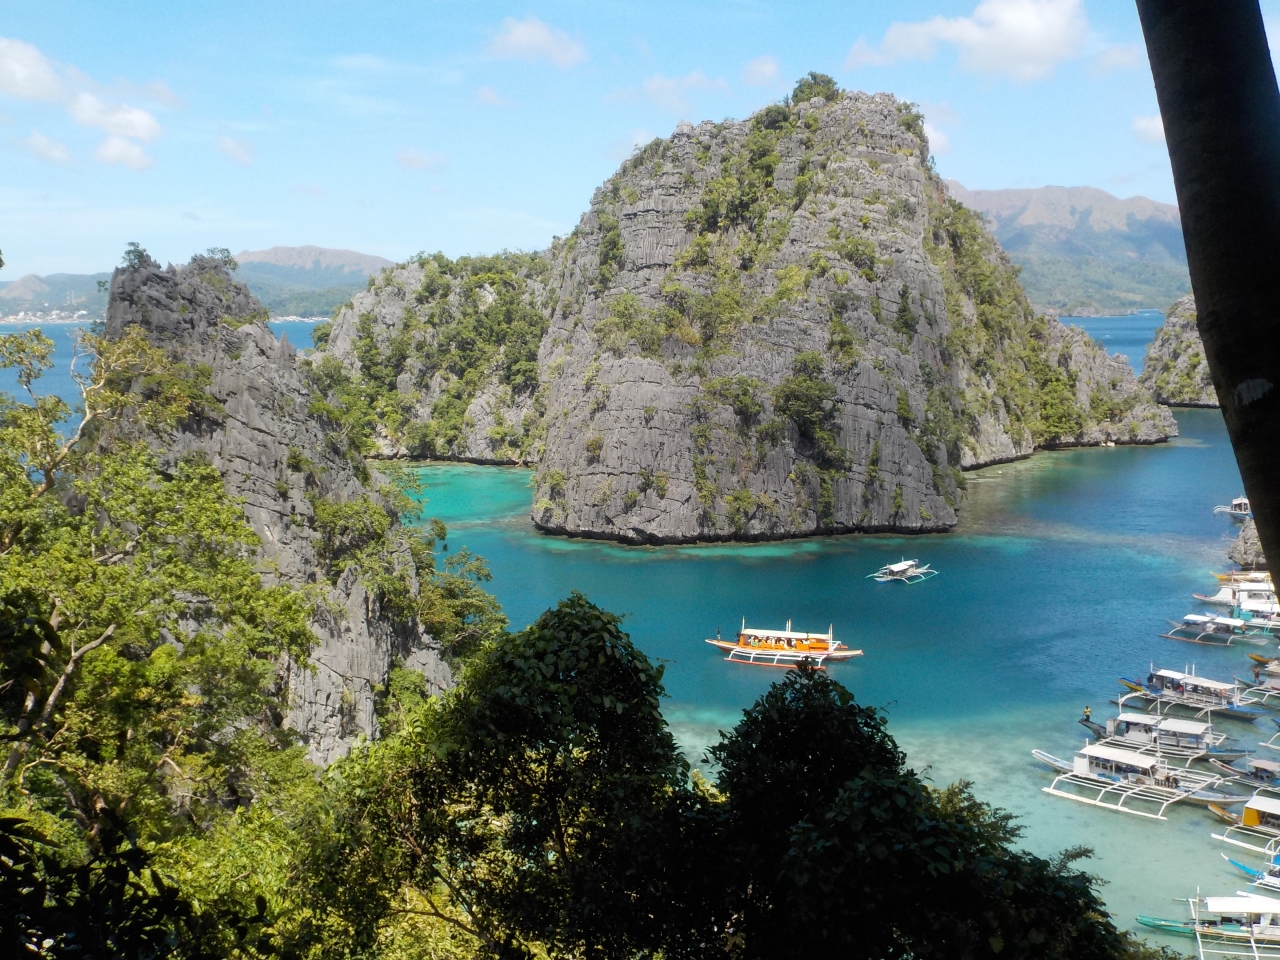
[1136,1,1280,568]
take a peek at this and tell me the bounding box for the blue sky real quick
[4,0,1279,276]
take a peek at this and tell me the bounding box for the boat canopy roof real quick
[883,560,917,573]
[1249,758,1280,773]
[1205,895,1280,915]
[1246,796,1280,816]
[1157,717,1213,735]
[1233,497,1252,508]
[1154,669,1236,692]
[1115,712,1159,726]
[1080,744,1160,769]
[740,626,833,642]
[1184,614,1245,627]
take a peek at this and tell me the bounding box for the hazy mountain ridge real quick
[946,181,1191,315]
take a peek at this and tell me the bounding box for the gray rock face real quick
[1230,518,1267,569]
[105,254,449,762]
[1139,294,1218,406]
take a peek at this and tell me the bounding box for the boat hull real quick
[704,638,863,665]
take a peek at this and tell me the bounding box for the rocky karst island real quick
[316,80,1174,544]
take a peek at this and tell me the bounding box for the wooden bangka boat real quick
[1162,613,1272,646]
[1217,569,1274,584]
[1215,496,1254,521]
[1032,742,1236,819]
[1224,853,1280,894]
[1118,668,1266,722]
[866,559,937,584]
[1210,757,1280,786]
[705,619,862,668]
[1138,894,1280,956]
[1195,582,1278,615]
[1079,711,1248,767]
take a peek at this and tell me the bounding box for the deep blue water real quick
[1066,310,1166,373]
[408,410,1249,942]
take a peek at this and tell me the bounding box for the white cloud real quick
[0,38,64,100]
[397,148,447,171]
[217,135,253,165]
[0,36,165,166]
[923,121,950,155]
[641,71,731,113]
[95,135,151,170]
[742,55,779,87]
[20,130,69,162]
[69,92,161,140]
[1132,114,1165,144]
[845,0,1088,82]
[475,85,510,107]
[488,16,586,68]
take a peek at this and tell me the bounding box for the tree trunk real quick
[1135,1,1280,566]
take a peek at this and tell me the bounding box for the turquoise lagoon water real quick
[1067,310,1167,373]
[410,410,1251,942]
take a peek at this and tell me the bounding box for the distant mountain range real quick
[946,181,1190,316]
[0,245,394,319]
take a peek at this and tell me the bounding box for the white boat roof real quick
[883,560,918,573]
[740,627,833,641]
[1249,759,1280,773]
[1154,669,1236,691]
[1158,717,1213,735]
[1205,895,1280,915]
[1080,744,1160,769]
[1183,614,1246,627]
[1115,712,1159,726]
[1246,796,1280,816]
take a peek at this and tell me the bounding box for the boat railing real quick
[1212,824,1280,860]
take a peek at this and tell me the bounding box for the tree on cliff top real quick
[789,70,839,104]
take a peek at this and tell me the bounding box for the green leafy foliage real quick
[772,352,846,467]
[789,71,840,104]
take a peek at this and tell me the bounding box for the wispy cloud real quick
[487,16,586,68]
[1132,114,1164,144]
[0,36,165,168]
[641,71,731,113]
[96,135,151,170]
[20,130,69,162]
[742,55,779,87]
[475,85,511,107]
[397,148,447,172]
[217,135,253,165]
[845,0,1088,82]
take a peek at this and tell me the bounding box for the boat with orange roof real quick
[705,619,862,667]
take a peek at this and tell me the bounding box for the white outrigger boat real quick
[1217,569,1275,585]
[1210,757,1280,788]
[1163,613,1273,646]
[1212,794,1280,859]
[1240,663,1280,709]
[1032,741,1236,819]
[1119,667,1267,722]
[1215,496,1254,521]
[705,619,862,668]
[1139,893,1280,958]
[867,559,937,584]
[1080,711,1249,767]
[1196,581,1279,615]
[1225,854,1280,895]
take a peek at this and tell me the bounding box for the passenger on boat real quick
[1084,706,1092,721]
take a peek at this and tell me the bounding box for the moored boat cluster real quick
[1032,499,1280,956]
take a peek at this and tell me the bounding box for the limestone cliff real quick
[1230,518,1267,569]
[529,92,1174,542]
[104,253,449,762]
[315,87,1175,544]
[1139,294,1218,406]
